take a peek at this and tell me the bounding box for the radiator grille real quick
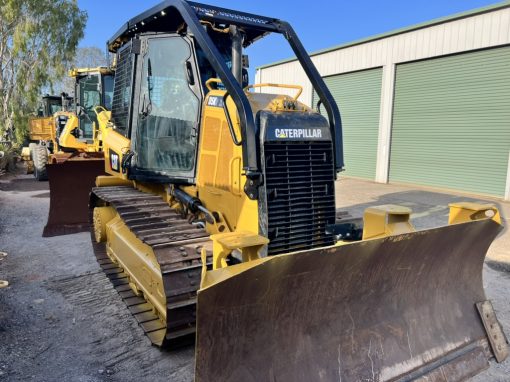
[264,141,336,255]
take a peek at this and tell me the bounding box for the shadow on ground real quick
[31,192,50,198]
[0,177,48,192]
[337,188,509,270]
[339,189,506,224]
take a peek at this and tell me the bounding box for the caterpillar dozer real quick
[89,1,509,381]
[41,67,114,237]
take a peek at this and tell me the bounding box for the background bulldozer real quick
[36,67,114,237]
[87,1,508,381]
[21,68,113,181]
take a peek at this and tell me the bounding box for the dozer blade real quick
[43,160,105,237]
[196,218,508,382]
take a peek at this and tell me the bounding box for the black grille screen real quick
[264,141,336,255]
[111,44,133,135]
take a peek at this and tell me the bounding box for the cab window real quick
[78,75,101,139]
[135,36,200,173]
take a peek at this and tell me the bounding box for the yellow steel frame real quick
[210,231,269,269]
[27,116,57,144]
[245,83,303,100]
[58,106,111,153]
[360,202,502,241]
[105,213,167,321]
[448,202,502,225]
[68,67,112,78]
[362,204,416,240]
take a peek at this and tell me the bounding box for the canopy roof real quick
[107,0,280,52]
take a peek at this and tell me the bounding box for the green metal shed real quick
[313,68,382,180]
[390,46,510,197]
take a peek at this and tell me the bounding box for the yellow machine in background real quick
[21,68,113,181]
[21,94,72,179]
[55,67,114,155]
[38,67,114,237]
[88,1,508,381]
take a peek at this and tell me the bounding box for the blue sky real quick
[78,0,503,75]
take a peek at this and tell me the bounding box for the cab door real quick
[130,34,203,183]
[76,74,101,140]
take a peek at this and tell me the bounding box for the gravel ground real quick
[0,173,509,382]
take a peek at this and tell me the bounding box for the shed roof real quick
[257,1,510,70]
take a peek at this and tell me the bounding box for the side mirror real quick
[242,68,249,89]
[242,54,249,68]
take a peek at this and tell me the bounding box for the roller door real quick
[314,68,382,179]
[390,46,510,197]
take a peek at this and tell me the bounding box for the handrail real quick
[222,93,242,146]
[205,78,223,91]
[274,20,344,173]
[175,0,261,186]
[94,105,107,114]
[204,79,242,146]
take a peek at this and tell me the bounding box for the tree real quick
[0,0,87,145]
[74,46,108,68]
[55,46,108,96]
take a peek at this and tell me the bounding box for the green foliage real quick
[0,0,87,146]
[74,46,108,68]
[0,142,16,173]
[52,46,108,95]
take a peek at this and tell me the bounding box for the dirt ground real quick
[0,173,509,382]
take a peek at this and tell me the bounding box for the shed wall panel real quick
[389,46,510,197]
[313,68,383,179]
[257,7,510,108]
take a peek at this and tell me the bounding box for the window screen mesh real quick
[111,45,133,134]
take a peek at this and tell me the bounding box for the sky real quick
[78,0,504,77]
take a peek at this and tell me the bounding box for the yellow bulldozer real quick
[23,67,112,181]
[31,67,115,236]
[88,1,508,381]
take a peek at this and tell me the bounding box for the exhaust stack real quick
[230,25,243,85]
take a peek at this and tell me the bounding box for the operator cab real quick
[111,28,250,183]
[75,70,114,140]
[107,0,343,192]
[37,95,72,117]
[133,34,202,178]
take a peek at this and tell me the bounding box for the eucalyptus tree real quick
[0,0,87,144]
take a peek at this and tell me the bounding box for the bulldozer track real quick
[89,185,212,348]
